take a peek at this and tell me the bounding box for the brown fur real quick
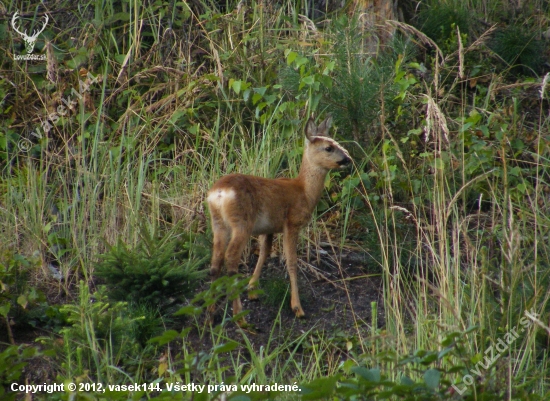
[207,116,351,324]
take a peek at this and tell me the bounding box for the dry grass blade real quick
[424,95,449,143]
[417,277,462,326]
[46,41,57,84]
[445,24,498,62]
[541,73,550,99]
[385,20,444,63]
[298,14,318,35]
[298,259,341,289]
[457,26,464,80]
[444,169,496,224]
[492,82,542,93]
[466,24,498,51]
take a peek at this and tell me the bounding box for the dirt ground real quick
[195,246,385,350]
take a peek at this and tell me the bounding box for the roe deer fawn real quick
[207,116,351,323]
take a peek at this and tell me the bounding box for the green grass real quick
[2,0,550,400]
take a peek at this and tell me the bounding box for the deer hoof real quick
[247,282,260,300]
[293,306,306,318]
[206,304,217,324]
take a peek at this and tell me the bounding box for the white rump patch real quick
[207,188,236,208]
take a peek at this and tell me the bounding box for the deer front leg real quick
[283,226,305,318]
[248,234,273,299]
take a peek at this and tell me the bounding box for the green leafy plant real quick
[297,326,545,400]
[128,302,167,347]
[0,252,44,343]
[175,274,252,324]
[0,345,38,401]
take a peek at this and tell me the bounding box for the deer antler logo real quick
[11,12,49,54]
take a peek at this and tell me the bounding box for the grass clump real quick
[417,2,471,46]
[490,24,546,75]
[47,282,159,382]
[260,276,289,308]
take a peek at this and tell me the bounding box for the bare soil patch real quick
[195,248,384,350]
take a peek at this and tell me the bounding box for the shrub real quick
[49,282,158,381]
[0,345,38,401]
[279,15,405,146]
[324,15,403,144]
[95,225,208,313]
[0,252,45,342]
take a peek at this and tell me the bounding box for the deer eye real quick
[325,146,333,152]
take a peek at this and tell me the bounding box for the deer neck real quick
[296,153,329,211]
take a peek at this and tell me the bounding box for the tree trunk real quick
[307,0,400,52]
[345,0,398,53]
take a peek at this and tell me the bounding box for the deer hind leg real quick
[224,226,250,324]
[283,226,305,318]
[248,234,273,299]
[207,216,230,319]
[209,218,230,279]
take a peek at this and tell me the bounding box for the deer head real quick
[12,12,49,54]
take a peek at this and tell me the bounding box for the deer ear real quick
[317,116,333,137]
[305,117,317,141]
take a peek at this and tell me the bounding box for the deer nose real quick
[338,156,351,166]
